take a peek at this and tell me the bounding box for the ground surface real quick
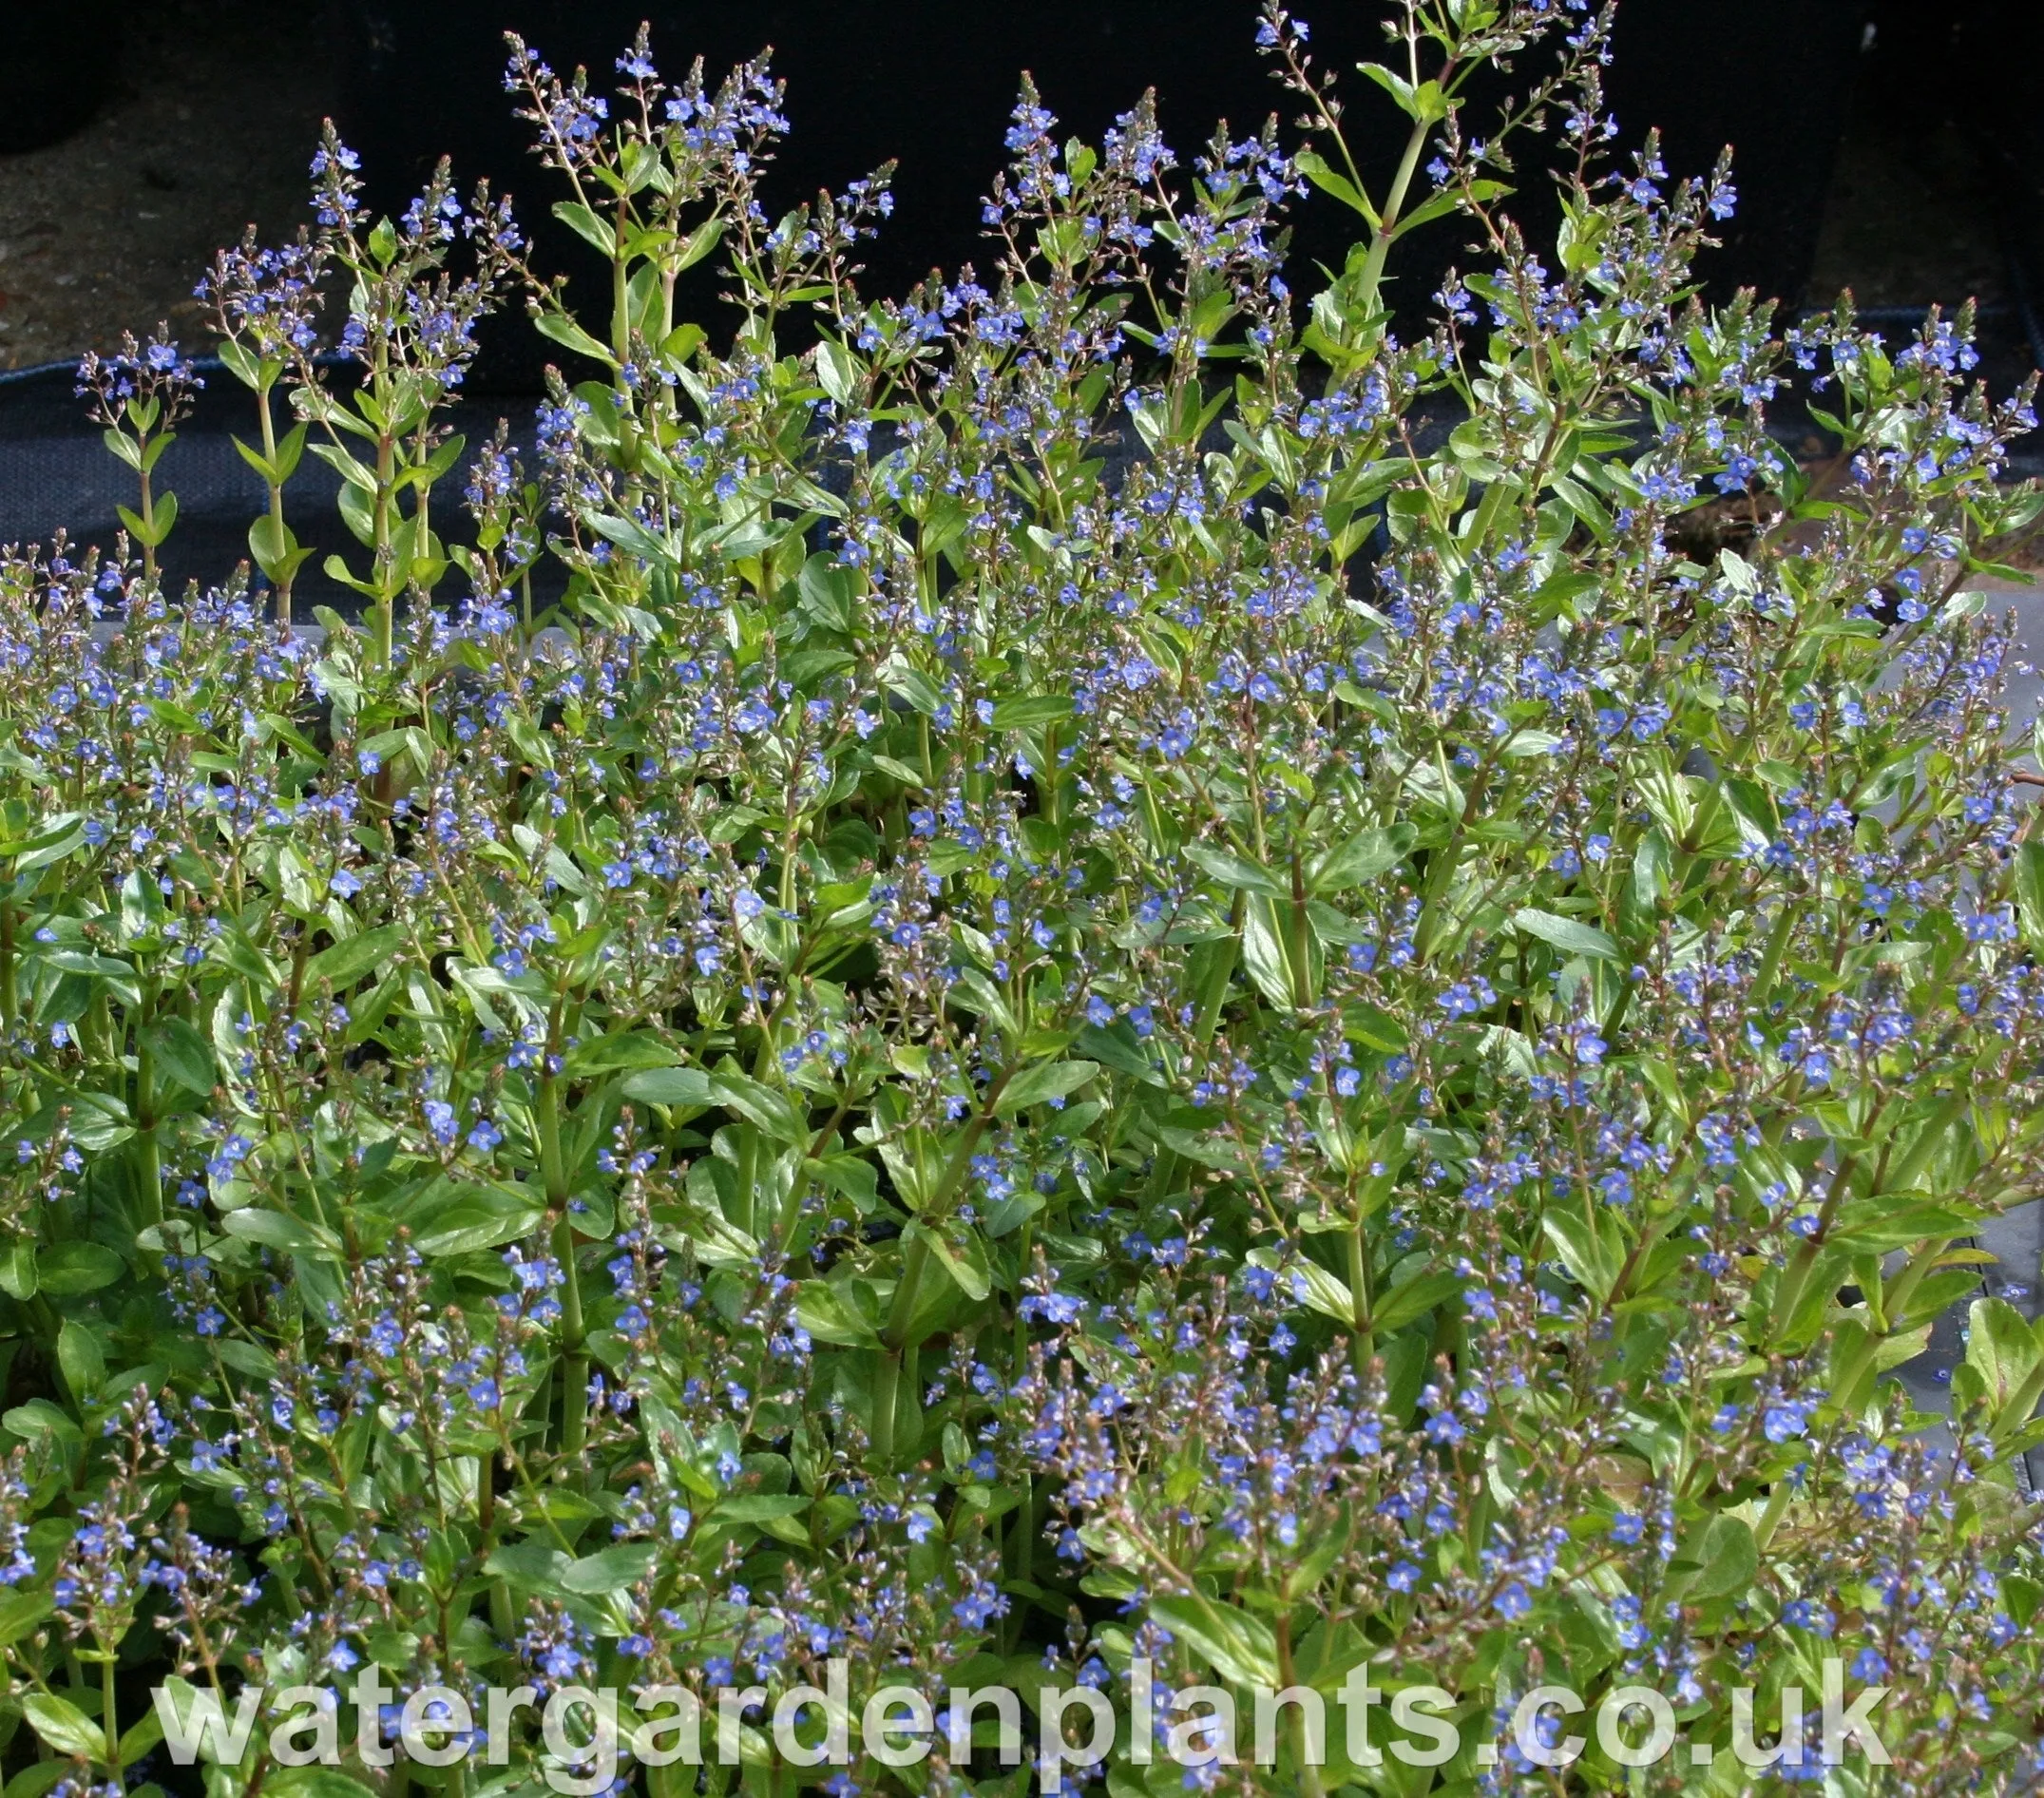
[0,3,2036,374]
[0,0,332,371]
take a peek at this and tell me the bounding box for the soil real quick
[0,0,336,371]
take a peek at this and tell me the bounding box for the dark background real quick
[331,0,1865,363]
[1,0,2042,588]
[1,0,2038,384]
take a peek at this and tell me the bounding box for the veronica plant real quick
[195,227,329,622]
[73,331,204,585]
[0,4,2040,1797]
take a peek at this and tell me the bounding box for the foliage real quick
[0,1,2042,1793]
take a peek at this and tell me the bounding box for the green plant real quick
[0,4,2040,1795]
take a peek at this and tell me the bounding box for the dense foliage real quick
[4,1,2044,1792]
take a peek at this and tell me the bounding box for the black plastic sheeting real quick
[0,357,546,610]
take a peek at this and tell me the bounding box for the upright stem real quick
[538,1070,586,1455]
[1275,1622,1326,1798]
[373,430,396,669]
[1288,844,1313,1009]
[552,1209,587,1458]
[871,1227,939,1469]
[1353,112,1434,339]
[1751,1475,1797,1553]
[134,986,163,1234]
[137,457,158,584]
[0,883,15,1038]
[869,1349,900,1467]
[1347,1223,1374,1377]
[258,380,293,625]
[102,1653,120,1785]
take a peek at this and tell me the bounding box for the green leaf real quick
[1184,843,1288,900]
[6,1760,71,1798]
[302,924,409,994]
[673,216,725,275]
[797,554,856,632]
[3,813,86,871]
[484,1542,574,1592]
[0,1590,51,1649]
[234,435,278,485]
[989,694,1074,731]
[811,1153,879,1210]
[1388,181,1507,241]
[412,1190,545,1257]
[1512,907,1621,962]
[24,1693,106,1764]
[3,1400,81,1443]
[551,200,619,257]
[590,511,671,564]
[1292,150,1378,226]
[1146,1595,1280,1688]
[709,1072,810,1146]
[268,1770,380,1798]
[144,1016,218,1096]
[1246,1248,1353,1325]
[248,516,312,582]
[622,1066,717,1108]
[1309,824,1415,895]
[35,1243,124,1296]
[57,1320,105,1401]
[560,1541,660,1597]
[1368,1270,1463,1335]
[1542,1210,1617,1301]
[117,1708,163,1769]
[994,1060,1100,1115]
[715,1495,811,1522]
[219,1209,337,1256]
[911,1222,991,1302]
[1685,1514,1758,1601]
[564,1031,681,1078]
[0,1243,34,1302]
[1964,1297,2042,1418]
[1355,60,1423,117]
[796,1281,880,1348]
[815,339,863,407]
[2015,842,2044,948]
[534,309,617,368]
[1072,1023,1162,1086]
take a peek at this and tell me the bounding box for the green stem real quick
[1347,1223,1374,1377]
[1751,1476,1797,1553]
[1767,1239,1821,1348]
[870,1348,901,1466]
[134,1006,163,1234]
[135,443,159,584]
[102,1653,119,1784]
[552,1213,587,1457]
[884,1229,933,1351]
[258,380,292,625]
[537,1072,586,1455]
[735,1126,759,1239]
[373,430,396,669]
[1151,905,1243,1204]
[1,886,15,1037]
[1275,1623,1326,1798]
[1880,1234,1953,1331]
[1353,112,1434,337]
[1288,844,1313,1010]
